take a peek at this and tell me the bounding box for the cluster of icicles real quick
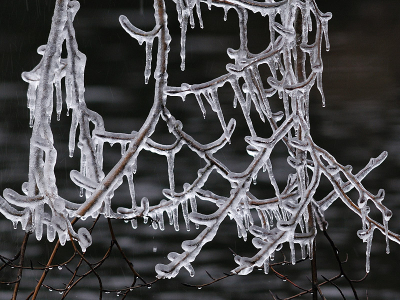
[0,0,399,281]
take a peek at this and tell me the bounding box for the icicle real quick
[316,72,325,107]
[263,258,269,274]
[158,207,165,230]
[209,88,229,140]
[29,110,35,128]
[265,159,281,199]
[300,243,306,259]
[176,0,183,23]
[263,210,270,230]
[26,82,38,127]
[35,204,44,241]
[233,95,237,108]
[180,14,188,71]
[184,263,195,277]
[236,223,242,239]
[229,79,255,136]
[47,224,56,242]
[321,19,330,51]
[383,214,390,254]
[131,218,138,229]
[223,7,229,21]
[173,206,179,231]
[167,207,173,225]
[167,153,175,191]
[55,78,62,120]
[182,200,190,231]
[195,93,206,118]
[190,197,199,229]
[79,154,87,197]
[77,227,92,253]
[365,233,373,273]
[69,112,78,157]
[243,69,265,122]
[195,0,203,28]
[125,171,136,210]
[152,219,158,229]
[361,206,370,231]
[95,140,104,171]
[289,239,296,265]
[144,41,153,84]
[121,142,127,156]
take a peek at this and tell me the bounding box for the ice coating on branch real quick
[2,0,398,283]
[119,15,159,83]
[154,0,396,280]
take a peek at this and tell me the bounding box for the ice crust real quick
[1,0,398,280]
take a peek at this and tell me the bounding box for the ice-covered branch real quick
[2,0,398,289]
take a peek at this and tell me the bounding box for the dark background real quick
[0,1,399,299]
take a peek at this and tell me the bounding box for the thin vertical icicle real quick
[173,206,179,231]
[26,82,38,127]
[180,14,188,71]
[158,211,165,231]
[383,216,390,254]
[365,233,373,273]
[264,159,281,199]
[131,218,138,229]
[223,7,229,21]
[316,72,325,107]
[321,19,330,51]
[289,239,296,265]
[182,200,190,231]
[263,258,269,274]
[126,167,136,208]
[195,93,206,118]
[205,88,229,140]
[35,204,44,241]
[69,111,78,157]
[229,78,255,136]
[190,197,199,229]
[167,153,175,191]
[195,0,203,28]
[55,79,63,121]
[121,142,127,155]
[144,41,153,84]
[268,11,276,44]
[237,8,248,56]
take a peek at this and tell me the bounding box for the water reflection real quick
[0,1,399,299]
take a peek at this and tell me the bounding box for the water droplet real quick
[197,287,202,290]
[153,247,157,253]
[58,266,63,270]
[148,285,152,289]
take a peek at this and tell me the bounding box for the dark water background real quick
[0,0,399,299]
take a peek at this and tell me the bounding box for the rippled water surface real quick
[0,1,399,299]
